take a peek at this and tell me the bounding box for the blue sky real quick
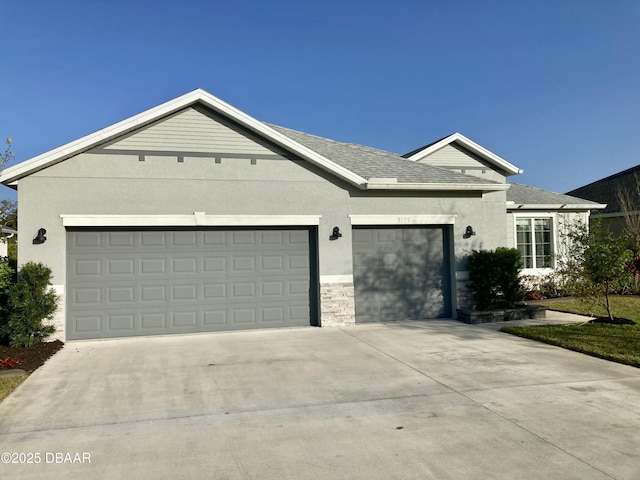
[1,0,638,201]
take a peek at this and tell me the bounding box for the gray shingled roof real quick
[507,182,603,207]
[566,165,640,214]
[268,124,501,185]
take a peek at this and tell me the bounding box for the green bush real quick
[467,248,524,310]
[2,262,58,347]
[7,243,17,269]
[0,260,15,344]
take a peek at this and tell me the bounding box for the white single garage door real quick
[66,228,315,340]
[352,226,451,323]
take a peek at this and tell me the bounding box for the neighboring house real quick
[567,165,640,234]
[0,89,603,341]
[0,227,17,257]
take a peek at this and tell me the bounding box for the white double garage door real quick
[66,226,451,340]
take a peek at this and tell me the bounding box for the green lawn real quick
[501,296,640,367]
[0,375,27,402]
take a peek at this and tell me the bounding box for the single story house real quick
[0,89,604,341]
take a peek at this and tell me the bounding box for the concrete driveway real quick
[1,319,639,480]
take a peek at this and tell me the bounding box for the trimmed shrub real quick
[467,248,524,310]
[2,262,58,347]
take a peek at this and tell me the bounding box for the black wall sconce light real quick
[464,225,476,238]
[33,228,47,245]
[329,226,342,241]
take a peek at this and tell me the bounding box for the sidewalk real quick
[475,309,593,330]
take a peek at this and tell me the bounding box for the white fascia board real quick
[0,89,368,188]
[349,214,456,225]
[406,132,523,176]
[508,203,607,211]
[365,182,510,192]
[61,214,322,227]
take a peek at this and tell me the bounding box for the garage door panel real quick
[108,232,136,247]
[73,232,102,248]
[352,226,451,323]
[141,285,166,302]
[172,231,197,246]
[141,231,166,247]
[73,259,102,276]
[204,310,226,326]
[232,256,255,272]
[75,315,102,334]
[73,287,102,306]
[108,313,134,331]
[172,257,198,273]
[108,286,135,304]
[203,231,226,245]
[173,311,197,327]
[109,259,135,275]
[141,312,167,329]
[232,231,255,245]
[262,231,283,244]
[67,229,313,339]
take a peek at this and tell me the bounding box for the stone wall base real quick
[455,278,473,311]
[457,305,547,324]
[320,282,356,327]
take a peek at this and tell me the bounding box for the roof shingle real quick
[507,182,603,207]
[269,124,500,185]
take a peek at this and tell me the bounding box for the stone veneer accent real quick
[46,286,65,341]
[455,278,474,311]
[319,282,356,327]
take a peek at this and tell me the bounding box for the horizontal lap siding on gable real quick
[103,106,280,155]
[417,144,506,183]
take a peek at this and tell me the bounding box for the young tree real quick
[0,137,13,169]
[0,199,17,230]
[617,172,640,237]
[616,172,640,282]
[559,218,633,321]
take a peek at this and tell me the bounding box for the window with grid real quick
[516,218,553,269]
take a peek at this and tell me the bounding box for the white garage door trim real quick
[61,213,322,227]
[348,214,456,225]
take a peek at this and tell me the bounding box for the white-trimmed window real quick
[516,218,554,269]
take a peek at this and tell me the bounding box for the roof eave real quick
[365,182,510,192]
[406,132,523,176]
[508,203,607,210]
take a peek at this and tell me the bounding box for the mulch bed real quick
[590,317,637,325]
[0,340,64,373]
